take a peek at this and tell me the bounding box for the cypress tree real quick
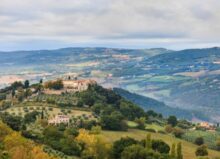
[177,142,183,159]
[146,133,152,149]
[170,143,176,158]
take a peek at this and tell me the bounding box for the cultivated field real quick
[101,129,220,159]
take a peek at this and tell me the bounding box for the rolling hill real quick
[1,47,220,122]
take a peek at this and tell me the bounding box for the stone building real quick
[48,115,70,125]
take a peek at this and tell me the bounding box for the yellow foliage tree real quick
[2,128,58,159]
[0,121,13,141]
[76,129,111,159]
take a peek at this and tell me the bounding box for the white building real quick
[63,79,96,92]
[48,115,70,125]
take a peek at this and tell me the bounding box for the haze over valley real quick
[1,47,220,122]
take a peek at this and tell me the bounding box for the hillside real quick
[113,88,193,119]
[1,47,220,122]
[101,129,220,159]
[1,79,220,159]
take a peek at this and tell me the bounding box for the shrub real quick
[112,137,138,158]
[165,125,173,133]
[90,126,102,134]
[45,79,64,90]
[151,139,170,154]
[134,117,146,130]
[195,145,208,156]
[167,116,177,127]
[121,144,150,159]
[195,137,204,146]
[48,107,53,111]
[24,111,39,124]
[172,128,184,138]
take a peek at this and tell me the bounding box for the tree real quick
[24,80,30,89]
[0,113,22,131]
[170,143,176,158]
[172,128,184,138]
[41,110,44,119]
[176,142,183,159]
[135,117,146,130]
[0,94,6,102]
[0,101,11,110]
[151,139,170,154]
[194,137,204,146]
[39,79,43,84]
[100,111,127,131]
[45,80,64,90]
[141,134,152,150]
[11,89,15,98]
[17,88,25,102]
[112,137,138,158]
[24,111,39,124]
[121,144,149,159]
[76,129,110,159]
[167,116,177,127]
[90,126,102,134]
[195,145,208,156]
[64,127,79,137]
[165,125,173,133]
[146,133,152,149]
[24,88,32,98]
[119,100,145,120]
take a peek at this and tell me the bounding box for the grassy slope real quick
[101,129,220,159]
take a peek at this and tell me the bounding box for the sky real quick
[0,0,220,51]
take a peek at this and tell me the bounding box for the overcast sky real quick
[0,0,220,51]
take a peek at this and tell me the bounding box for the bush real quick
[0,112,23,131]
[90,126,102,134]
[165,125,173,133]
[152,139,170,154]
[195,145,208,156]
[167,115,177,127]
[172,128,185,138]
[48,107,53,111]
[0,93,6,101]
[113,137,138,158]
[45,79,64,90]
[24,111,39,124]
[134,117,146,130]
[121,144,153,159]
[195,137,204,146]
[100,111,127,131]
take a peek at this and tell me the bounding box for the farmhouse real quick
[199,122,216,131]
[63,79,96,92]
[43,77,97,95]
[48,115,70,125]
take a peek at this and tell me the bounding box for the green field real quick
[183,130,220,149]
[145,123,164,131]
[101,129,220,159]
[148,75,189,83]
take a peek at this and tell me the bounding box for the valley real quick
[1,47,220,122]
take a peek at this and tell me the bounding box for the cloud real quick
[0,0,220,50]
